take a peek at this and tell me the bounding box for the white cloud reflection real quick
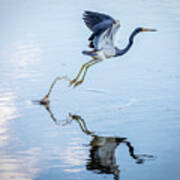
[0,148,41,180]
[0,91,40,180]
[0,91,18,147]
[61,137,87,173]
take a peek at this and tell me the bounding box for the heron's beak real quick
[142,28,157,32]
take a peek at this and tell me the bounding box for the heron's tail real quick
[82,50,97,57]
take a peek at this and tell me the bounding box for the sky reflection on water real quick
[0,0,180,180]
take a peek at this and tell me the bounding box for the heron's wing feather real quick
[83,11,120,51]
[89,20,114,41]
[83,11,115,31]
[94,21,120,50]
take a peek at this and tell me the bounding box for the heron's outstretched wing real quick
[83,11,115,31]
[82,11,120,50]
[94,21,120,50]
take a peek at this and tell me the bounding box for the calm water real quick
[0,1,180,180]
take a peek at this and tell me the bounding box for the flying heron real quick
[70,11,156,87]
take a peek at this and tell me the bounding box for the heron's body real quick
[70,11,156,87]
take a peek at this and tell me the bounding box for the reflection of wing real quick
[83,11,120,50]
[87,136,125,175]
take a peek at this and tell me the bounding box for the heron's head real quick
[135,27,157,34]
[129,27,157,43]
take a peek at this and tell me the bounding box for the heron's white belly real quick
[96,51,106,60]
[96,49,114,60]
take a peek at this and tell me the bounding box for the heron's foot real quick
[39,94,50,105]
[73,79,83,87]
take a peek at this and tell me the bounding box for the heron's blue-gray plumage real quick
[83,11,115,31]
[88,20,114,41]
[82,11,156,60]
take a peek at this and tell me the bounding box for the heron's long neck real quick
[116,30,138,56]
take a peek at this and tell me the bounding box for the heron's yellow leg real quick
[69,59,94,86]
[73,60,99,87]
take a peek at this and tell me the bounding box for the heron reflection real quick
[41,104,155,180]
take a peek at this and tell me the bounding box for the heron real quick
[70,11,156,87]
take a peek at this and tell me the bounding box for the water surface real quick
[0,1,180,180]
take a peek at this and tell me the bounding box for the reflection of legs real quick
[69,59,95,86]
[124,140,154,164]
[40,76,71,105]
[73,60,100,87]
[69,113,93,135]
[46,76,70,98]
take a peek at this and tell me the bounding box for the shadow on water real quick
[38,103,155,180]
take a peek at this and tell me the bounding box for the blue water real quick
[0,1,180,180]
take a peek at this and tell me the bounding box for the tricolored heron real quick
[70,11,156,87]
